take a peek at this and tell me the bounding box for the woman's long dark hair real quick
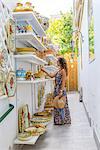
[58,57,68,76]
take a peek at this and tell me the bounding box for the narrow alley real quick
[16,93,97,150]
[1,1,100,150]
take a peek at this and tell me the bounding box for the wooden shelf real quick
[14,54,47,65]
[14,135,39,145]
[13,12,46,37]
[16,33,47,51]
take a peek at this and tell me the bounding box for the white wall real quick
[3,0,17,10]
[0,100,17,150]
[79,0,100,140]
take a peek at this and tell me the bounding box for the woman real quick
[41,57,71,125]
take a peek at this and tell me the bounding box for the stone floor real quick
[16,93,97,150]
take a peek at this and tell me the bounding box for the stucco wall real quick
[79,0,100,140]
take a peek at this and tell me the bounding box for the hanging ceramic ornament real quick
[0,36,8,69]
[1,48,8,68]
[0,70,6,96]
[5,71,16,97]
[6,18,16,53]
[18,104,30,133]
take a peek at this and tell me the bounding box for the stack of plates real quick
[18,52,36,55]
[30,117,50,125]
[25,126,37,134]
[18,132,32,141]
[34,111,51,117]
[25,125,46,136]
[16,48,36,55]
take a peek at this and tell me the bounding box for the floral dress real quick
[54,72,71,125]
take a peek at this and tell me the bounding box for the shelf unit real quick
[13,11,46,37]
[13,9,55,146]
[14,54,47,65]
[14,135,39,145]
[17,79,52,84]
[16,33,47,51]
[14,119,50,145]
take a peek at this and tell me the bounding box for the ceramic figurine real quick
[25,71,34,80]
[26,25,33,33]
[24,2,34,11]
[13,3,24,12]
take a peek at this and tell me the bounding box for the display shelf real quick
[16,33,47,51]
[17,79,52,84]
[14,135,39,145]
[14,54,47,65]
[0,104,14,123]
[13,12,46,37]
[46,54,57,61]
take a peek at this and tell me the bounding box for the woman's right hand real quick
[41,67,45,72]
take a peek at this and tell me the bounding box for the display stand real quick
[14,135,39,145]
[13,8,55,146]
[13,11,46,37]
[16,33,47,51]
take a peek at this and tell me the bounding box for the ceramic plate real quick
[0,82,6,96]
[1,48,8,68]
[5,71,16,97]
[6,18,15,53]
[0,70,6,96]
[18,133,32,141]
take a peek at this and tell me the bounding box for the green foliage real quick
[89,17,94,54]
[46,11,73,55]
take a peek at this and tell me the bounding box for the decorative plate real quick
[22,104,30,129]
[5,71,16,97]
[25,127,37,133]
[36,127,46,135]
[18,104,30,133]
[6,18,15,53]
[18,132,32,141]
[34,111,51,117]
[0,36,8,68]
[0,70,5,82]
[0,70,6,96]
[1,48,8,68]
[0,82,6,96]
[30,117,49,123]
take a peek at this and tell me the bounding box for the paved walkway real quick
[18,93,97,150]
